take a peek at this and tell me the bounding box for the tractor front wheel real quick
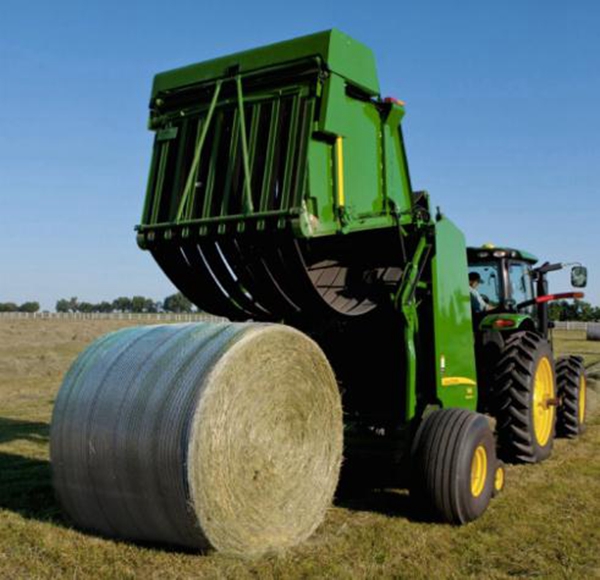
[410,408,496,524]
[492,331,556,463]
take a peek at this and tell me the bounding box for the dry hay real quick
[586,323,600,341]
[585,362,600,415]
[50,322,343,555]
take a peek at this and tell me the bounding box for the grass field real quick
[1,320,599,579]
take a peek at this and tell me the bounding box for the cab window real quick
[508,262,534,307]
[468,262,501,306]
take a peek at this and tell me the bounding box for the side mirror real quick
[571,266,587,288]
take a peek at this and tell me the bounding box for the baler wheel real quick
[410,408,496,524]
[556,355,587,438]
[492,331,556,463]
[492,461,506,497]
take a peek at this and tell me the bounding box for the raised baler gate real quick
[136,30,414,322]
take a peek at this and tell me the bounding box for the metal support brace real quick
[176,80,223,222]
[236,75,254,214]
[395,234,431,421]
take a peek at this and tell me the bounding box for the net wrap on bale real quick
[50,322,343,555]
[587,323,600,342]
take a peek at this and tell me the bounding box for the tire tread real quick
[556,355,586,438]
[492,331,555,463]
[411,408,494,524]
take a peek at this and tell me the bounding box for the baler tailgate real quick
[143,79,315,229]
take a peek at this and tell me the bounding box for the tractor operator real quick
[469,272,492,313]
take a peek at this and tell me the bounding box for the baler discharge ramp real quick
[136,30,413,322]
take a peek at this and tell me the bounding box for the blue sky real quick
[1,0,598,310]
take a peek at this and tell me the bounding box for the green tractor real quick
[50,30,589,553]
[467,245,588,464]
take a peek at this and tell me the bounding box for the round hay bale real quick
[586,323,600,341]
[586,362,600,415]
[50,322,343,555]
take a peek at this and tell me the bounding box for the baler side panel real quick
[318,74,384,219]
[431,218,478,410]
[306,141,335,230]
[317,74,413,228]
[383,108,413,223]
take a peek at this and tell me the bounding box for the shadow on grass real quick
[0,417,62,523]
[334,458,430,523]
[0,451,62,522]
[335,487,418,518]
[0,416,49,445]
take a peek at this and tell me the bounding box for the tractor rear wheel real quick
[556,355,587,438]
[410,408,496,524]
[492,331,556,463]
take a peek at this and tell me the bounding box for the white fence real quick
[0,311,226,323]
[553,321,592,331]
[1,313,596,330]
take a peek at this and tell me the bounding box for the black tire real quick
[410,408,496,524]
[556,355,587,438]
[492,331,556,463]
[475,330,505,414]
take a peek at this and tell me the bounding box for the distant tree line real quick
[0,293,195,314]
[549,300,600,322]
[0,301,41,313]
[55,293,194,313]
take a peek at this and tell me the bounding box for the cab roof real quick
[467,245,538,264]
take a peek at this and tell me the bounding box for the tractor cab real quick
[467,245,539,332]
[467,244,587,338]
[467,246,538,308]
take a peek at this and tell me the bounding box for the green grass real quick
[1,320,599,579]
[552,329,600,367]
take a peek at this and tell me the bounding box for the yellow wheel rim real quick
[494,465,505,492]
[470,445,487,498]
[579,375,586,425]
[533,357,555,446]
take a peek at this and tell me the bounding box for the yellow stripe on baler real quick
[335,136,345,207]
[441,377,477,387]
